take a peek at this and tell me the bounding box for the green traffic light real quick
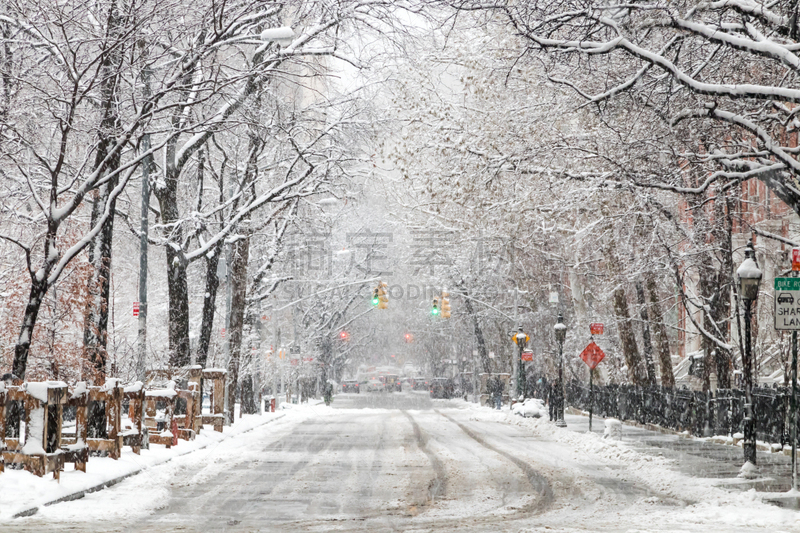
[431,308,439,315]
[372,297,379,305]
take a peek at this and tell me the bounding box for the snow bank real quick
[604,418,622,440]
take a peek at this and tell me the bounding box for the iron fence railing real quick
[564,381,792,445]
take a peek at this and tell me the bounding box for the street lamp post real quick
[554,313,567,428]
[736,239,762,470]
[515,327,528,399]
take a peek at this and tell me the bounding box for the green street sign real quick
[775,278,800,330]
[776,278,800,291]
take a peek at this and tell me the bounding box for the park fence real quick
[0,366,228,480]
[565,380,792,446]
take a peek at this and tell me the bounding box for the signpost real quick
[521,349,533,362]
[775,272,800,492]
[589,323,604,335]
[133,302,140,318]
[580,341,606,432]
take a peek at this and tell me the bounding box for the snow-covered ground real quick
[2,398,799,532]
[0,407,291,521]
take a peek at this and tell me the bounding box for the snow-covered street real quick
[3,393,798,532]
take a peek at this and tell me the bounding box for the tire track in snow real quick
[402,411,447,505]
[437,410,555,513]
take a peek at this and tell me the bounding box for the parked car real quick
[429,377,453,399]
[412,377,429,391]
[341,380,360,393]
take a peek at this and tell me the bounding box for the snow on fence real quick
[565,381,792,446]
[1,368,228,479]
[0,381,69,479]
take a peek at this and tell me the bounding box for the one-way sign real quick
[774,277,800,330]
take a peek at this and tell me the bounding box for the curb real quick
[13,413,286,519]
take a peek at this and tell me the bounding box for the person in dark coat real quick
[491,377,504,410]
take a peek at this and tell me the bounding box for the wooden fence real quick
[0,368,228,479]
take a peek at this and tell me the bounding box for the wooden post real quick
[124,384,145,454]
[202,369,227,432]
[86,382,123,459]
[2,382,68,479]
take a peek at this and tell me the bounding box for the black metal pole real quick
[743,299,757,466]
[589,368,593,432]
[556,339,566,427]
[518,342,524,400]
[792,328,797,491]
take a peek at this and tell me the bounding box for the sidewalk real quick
[1,411,287,521]
[561,410,800,508]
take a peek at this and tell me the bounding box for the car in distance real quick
[385,374,401,392]
[365,377,385,392]
[429,377,453,399]
[341,380,360,393]
[778,292,795,304]
[412,378,428,391]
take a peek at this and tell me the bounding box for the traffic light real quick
[378,281,388,309]
[431,297,440,316]
[404,333,413,343]
[441,291,450,318]
[339,331,350,341]
[371,287,380,306]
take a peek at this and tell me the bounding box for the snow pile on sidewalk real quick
[468,404,800,531]
[0,409,300,521]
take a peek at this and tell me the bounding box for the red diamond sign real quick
[580,341,606,370]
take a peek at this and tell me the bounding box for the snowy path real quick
[4,396,799,532]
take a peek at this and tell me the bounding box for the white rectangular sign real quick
[774,278,800,330]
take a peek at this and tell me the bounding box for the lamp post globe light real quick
[554,312,567,428]
[736,239,762,471]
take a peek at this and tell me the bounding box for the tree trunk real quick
[82,0,123,383]
[165,241,191,367]
[697,259,715,392]
[457,279,490,373]
[226,236,250,423]
[635,280,656,386]
[711,193,735,389]
[612,286,648,385]
[154,163,191,368]
[646,272,675,389]
[196,242,222,368]
[240,375,257,414]
[12,276,49,379]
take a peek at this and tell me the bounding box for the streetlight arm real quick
[451,291,517,322]
[272,277,381,312]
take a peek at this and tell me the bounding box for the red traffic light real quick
[404,333,413,343]
[339,331,349,341]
